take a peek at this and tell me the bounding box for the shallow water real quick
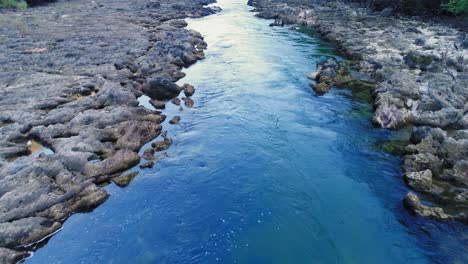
[27,0,467,263]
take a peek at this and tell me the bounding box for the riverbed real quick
[27,0,467,263]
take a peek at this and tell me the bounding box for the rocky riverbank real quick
[0,0,219,262]
[248,0,467,223]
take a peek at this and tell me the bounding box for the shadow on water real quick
[26,0,467,263]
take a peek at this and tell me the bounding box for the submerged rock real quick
[169,116,181,125]
[308,58,362,96]
[151,131,173,151]
[182,97,194,108]
[403,192,450,220]
[112,171,140,188]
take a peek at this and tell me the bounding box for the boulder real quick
[404,170,433,192]
[142,77,182,100]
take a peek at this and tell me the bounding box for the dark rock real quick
[182,97,194,108]
[146,1,161,8]
[414,38,425,46]
[142,77,182,100]
[183,83,195,97]
[169,116,181,125]
[171,97,182,106]
[406,27,422,34]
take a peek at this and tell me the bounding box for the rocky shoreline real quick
[0,0,219,262]
[248,0,467,223]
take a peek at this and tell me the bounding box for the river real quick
[27,0,467,263]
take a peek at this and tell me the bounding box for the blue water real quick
[27,0,467,263]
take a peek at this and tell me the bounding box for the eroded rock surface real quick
[0,0,217,261]
[248,0,467,222]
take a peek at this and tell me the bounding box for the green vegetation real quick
[0,0,27,9]
[442,0,468,14]
[353,0,468,15]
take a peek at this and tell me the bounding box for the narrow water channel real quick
[27,0,467,263]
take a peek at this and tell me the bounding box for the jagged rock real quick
[405,170,433,192]
[403,192,450,220]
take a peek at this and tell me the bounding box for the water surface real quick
[28,0,467,263]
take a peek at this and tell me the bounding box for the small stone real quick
[169,116,181,125]
[183,84,195,97]
[182,97,194,108]
[171,97,181,106]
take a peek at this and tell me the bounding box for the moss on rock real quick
[112,171,140,188]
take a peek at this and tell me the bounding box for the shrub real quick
[442,0,468,14]
[0,0,27,9]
